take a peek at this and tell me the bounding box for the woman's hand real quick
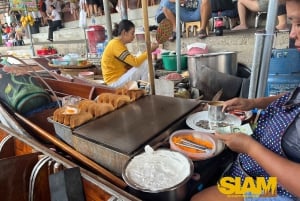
[222,97,255,112]
[150,42,159,52]
[214,132,257,154]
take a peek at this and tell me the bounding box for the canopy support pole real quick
[249,0,278,98]
[103,0,112,40]
[256,0,278,97]
[176,0,181,72]
[142,0,155,94]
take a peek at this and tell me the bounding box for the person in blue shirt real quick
[155,0,211,41]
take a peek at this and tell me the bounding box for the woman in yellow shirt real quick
[101,19,158,88]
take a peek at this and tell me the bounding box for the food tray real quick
[47,117,75,147]
[48,62,93,69]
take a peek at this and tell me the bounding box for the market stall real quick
[0,0,285,200]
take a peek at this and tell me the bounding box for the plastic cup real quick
[208,101,225,122]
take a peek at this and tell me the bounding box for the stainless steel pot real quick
[122,149,194,201]
[187,51,238,75]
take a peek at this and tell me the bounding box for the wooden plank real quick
[0,153,39,201]
[83,179,112,201]
[0,135,14,158]
[37,78,115,100]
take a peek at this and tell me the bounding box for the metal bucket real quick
[122,149,194,201]
[187,52,242,100]
[187,51,238,75]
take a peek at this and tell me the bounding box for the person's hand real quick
[222,97,255,112]
[150,42,159,52]
[214,132,257,154]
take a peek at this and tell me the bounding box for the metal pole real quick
[248,33,265,98]
[176,0,181,72]
[25,6,35,56]
[27,24,35,56]
[256,0,278,97]
[103,0,112,40]
[119,0,128,20]
[142,0,155,94]
[83,28,89,58]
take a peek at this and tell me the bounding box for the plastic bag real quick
[79,9,87,28]
[0,68,51,114]
[187,43,208,55]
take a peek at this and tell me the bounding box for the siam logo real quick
[217,177,277,198]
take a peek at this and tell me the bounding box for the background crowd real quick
[0,0,290,45]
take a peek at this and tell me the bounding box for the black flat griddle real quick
[73,95,200,155]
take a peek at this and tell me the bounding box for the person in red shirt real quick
[1,23,10,43]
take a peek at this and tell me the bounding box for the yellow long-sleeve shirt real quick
[101,38,148,85]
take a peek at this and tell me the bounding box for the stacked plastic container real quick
[86,25,106,53]
[266,48,300,96]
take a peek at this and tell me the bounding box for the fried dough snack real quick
[53,107,65,123]
[52,107,93,128]
[69,111,93,128]
[78,99,114,118]
[115,88,145,102]
[78,99,95,113]
[96,93,131,109]
[127,90,145,101]
[92,103,114,117]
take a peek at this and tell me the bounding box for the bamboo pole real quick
[14,113,127,189]
[142,0,155,95]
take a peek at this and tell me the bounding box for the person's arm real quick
[215,132,300,197]
[119,50,147,68]
[223,94,284,112]
[251,94,283,109]
[112,41,157,68]
[48,12,54,20]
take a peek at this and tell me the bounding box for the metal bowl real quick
[122,149,194,201]
[187,51,238,75]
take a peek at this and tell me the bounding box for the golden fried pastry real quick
[69,111,93,128]
[115,88,128,96]
[78,99,95,112]
[96,93,130,109]
[53,107,65,123]
[96,93,110,104]
[63,114,71,126]
[127,90,145,101]
[114,95,131,108]
[115,88,145,102]
[92,103,114,117]
[53,106,93,128]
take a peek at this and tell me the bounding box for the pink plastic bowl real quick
[169,129,217,161]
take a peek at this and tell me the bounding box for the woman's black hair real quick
[112,19,135,37]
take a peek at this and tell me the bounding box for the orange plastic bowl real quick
[169,129,217,161]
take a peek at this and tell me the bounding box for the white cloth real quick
[79,0,86,10]
[79,9,87,28]
[108,61,149,88]
[51,9,61,21]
